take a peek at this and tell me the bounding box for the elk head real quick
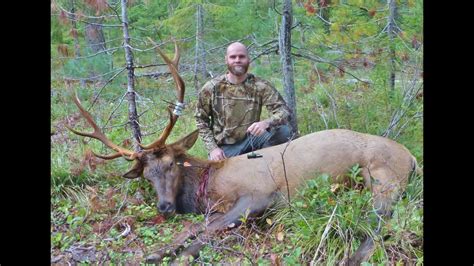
[66,41,198,215]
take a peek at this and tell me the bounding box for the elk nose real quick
[158,201,174,213]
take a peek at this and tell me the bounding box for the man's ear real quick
[123,160,143,179]
[169,129,199,152]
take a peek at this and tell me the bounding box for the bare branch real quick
[310,204,338,266]
[89,67,127,111]
[134,63,167,69]
[272,0,282,15]
[280,133,296,206]
[292,51,371,85]
[103,92,128,129]
[59,15,122,27]
[382,73,423,138]
[250,45,278,62]
[62,67,124,82]
[314,65,340,127]
[134,71,172,79]
[54,6,118,20]
[55,46,122,60]
[206,36,253,53]
[106,1,123,24]
[393,111,423,140]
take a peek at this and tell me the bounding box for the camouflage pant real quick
[219,125,292,158]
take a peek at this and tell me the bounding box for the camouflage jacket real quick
[195,73,290,153]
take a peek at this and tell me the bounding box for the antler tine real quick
[139,108,175,150]
[171,41,180,76]
[91,151,135,161]
[156,41,185,102]
[140,39,185,150]
[65,89,137,160]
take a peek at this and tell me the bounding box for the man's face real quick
[225,45,250,76]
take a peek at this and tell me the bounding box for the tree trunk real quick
[85,19,107,53]
[121,0,142,151]
[69,0,86,87]
[387,0,398,91]
[84,8,108,81]
[69,0,81,58]
[279,0,298,136]
[193,3,207,92]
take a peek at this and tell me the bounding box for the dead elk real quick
[66,43,421,265]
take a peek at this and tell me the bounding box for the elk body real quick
[67,42,421,265]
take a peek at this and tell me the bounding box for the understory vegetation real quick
[51,0,423,264]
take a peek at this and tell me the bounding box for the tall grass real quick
[267,168,423,264]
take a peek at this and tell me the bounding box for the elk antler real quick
[65,90,138,161]
[139,39,185,150]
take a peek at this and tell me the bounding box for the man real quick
[195,42,292,160]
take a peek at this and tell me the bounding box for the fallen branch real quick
[310,204,338,266]
[103,222,131,241]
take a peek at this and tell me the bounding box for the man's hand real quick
[247,121,270,136]
[209,147,226,161]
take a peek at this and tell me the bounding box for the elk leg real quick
[174,193,278,262]
[145,222,203,263]
[208,192,278,230]
[145,213,225,264]
[346,237,376,266]
[347,166,404,265]
[146,217,215,263]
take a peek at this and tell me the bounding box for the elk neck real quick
[174,155,220,214]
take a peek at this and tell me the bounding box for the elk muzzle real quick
[158,200,175,215]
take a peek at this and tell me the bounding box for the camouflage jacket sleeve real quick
[258,80,291,127]
[194,81,219,153]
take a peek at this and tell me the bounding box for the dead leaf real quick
[277,232,285,242]
[59,10,69,25]
[270,253,281,266]
[331,183,341,193]
[328,197,336,206]
[277,224,284,231]
[89,195,102,212]
[105,187,116,209]
[150,214,166,225]
[181,220,192,228]
[266,218,273,225]
[92,220,113,234]
[123,216,136,229]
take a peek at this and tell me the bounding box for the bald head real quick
[226,42,248,57]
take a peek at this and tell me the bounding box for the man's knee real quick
[220,144,242,158]
[266,124,292,146]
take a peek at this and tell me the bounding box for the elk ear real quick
[169,129,199,151]
[123,160,143,179]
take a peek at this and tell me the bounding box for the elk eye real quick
[169,161,174,167]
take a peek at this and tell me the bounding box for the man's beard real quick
[227,64,249,76]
